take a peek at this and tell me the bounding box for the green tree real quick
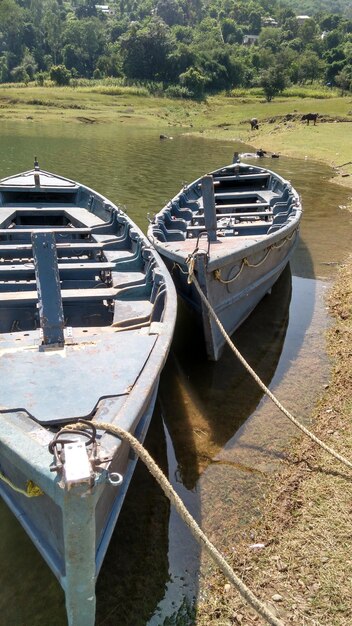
[156,0,184,26]
[62,17,106,76]
[42,0,63,65]
[179,66,207,98]
[0,0,25,64]
[50,63,71,85]
[260,66,286,101]
[298,19,318,45]
[120,18,173,80]
[11,65,29,83]
[297,50,325,82]
[335,65,352,91]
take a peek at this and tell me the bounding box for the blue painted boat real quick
[148,155,302,360]
[0,161,176,626]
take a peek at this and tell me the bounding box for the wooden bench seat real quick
[0,287,118,305]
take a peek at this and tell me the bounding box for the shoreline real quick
[195,257,352,625]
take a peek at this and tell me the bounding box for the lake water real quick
[0,120,351,625]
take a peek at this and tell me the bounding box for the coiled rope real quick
[70,420,285,626]
[186,255,352,471]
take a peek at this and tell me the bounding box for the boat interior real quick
[150,163,299,242]
[0,171,167,336]
[0,169,175,425]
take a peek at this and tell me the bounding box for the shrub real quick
[164,84,193,98]
[50,65,71,86]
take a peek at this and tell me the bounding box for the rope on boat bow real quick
[214,230,298,285]
[186,253,352,472]
[0,471,44,497]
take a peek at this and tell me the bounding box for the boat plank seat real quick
[0,207,106,229]
[0,261,115,280]
[198,173,271,189]
[186,222,270,236]
[111,270,147,289]
[0,226,94,236]
[112,299,153,328]
[0,210,125,239]
[214,194,269,204]
[0,287,118,305]
[193,211,273,224]
[213,173,271,182]
[0,240,129,258]
[214,203,270,211]
[55,207,106,227]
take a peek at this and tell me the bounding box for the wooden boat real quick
[0,161,176,626]
[148,155,302,361]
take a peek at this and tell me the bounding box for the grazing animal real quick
[302,113,318,126]
[250,118,259,130]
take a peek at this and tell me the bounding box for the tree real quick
[298,19,318,45]
[297,50,325,82]
[120,18,173,80]
[11,65,30,83]
[42,0,63,65]
[156,0,184,26]
[335,65,352,92]
[0,0,25,64]
[260,66,286,101]
[62,17,107,76]
[179,66,208,98]
[50,63,71,85]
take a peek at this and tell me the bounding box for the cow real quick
[302,113,318,126]
[250,117,259,130]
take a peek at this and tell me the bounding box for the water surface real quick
[0,120,351,625]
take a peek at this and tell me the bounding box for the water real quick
[0,120,351,625]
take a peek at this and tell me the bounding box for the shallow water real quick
[0,120,351,625]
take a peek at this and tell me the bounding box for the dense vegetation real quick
[0,0,351,98]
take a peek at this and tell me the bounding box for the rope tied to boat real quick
[186,253,352,472]
[214,230,298,285]
[0,471,44,497]
[63,419,284,626]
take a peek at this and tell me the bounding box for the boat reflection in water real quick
[160,263,292,491]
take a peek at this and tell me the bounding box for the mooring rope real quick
[214,231,298,284]
[0,471,44,497]
[68,420,284,626]
[186,256,352,471]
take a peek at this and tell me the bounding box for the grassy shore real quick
[1,83,351,626]
[195,259,352,626]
